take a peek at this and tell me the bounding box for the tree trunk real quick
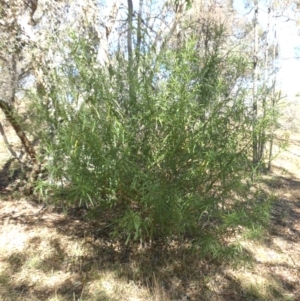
[0,121,21,160]
[127,0,136,114]
[0,99,40,195]
[268,15,278,172]
[252,2,259,165]
[259,5,271,164]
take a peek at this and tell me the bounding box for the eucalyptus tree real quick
[239,0,299,168]
[0,0,39,191]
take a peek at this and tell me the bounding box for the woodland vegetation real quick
[2,1,300,300]
[0,0,297,255]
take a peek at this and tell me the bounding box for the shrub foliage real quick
[33,33,271,244]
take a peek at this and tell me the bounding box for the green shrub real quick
[32,35,270,243]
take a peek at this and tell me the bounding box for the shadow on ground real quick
[0,169,299,300]
[0,157,28,194]
[0,193,299,301]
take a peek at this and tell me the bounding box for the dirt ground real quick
[0,116,300,300]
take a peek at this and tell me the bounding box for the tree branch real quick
[0,99,37,164]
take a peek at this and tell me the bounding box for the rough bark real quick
[0,99,37,163]
[0,99,40,195]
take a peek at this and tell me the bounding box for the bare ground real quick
[0,117,300,300]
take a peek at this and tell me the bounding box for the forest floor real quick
[0,116,300,300]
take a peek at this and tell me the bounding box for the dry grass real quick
[1,105,300,300]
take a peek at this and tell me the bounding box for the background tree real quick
[0,0,40,192]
